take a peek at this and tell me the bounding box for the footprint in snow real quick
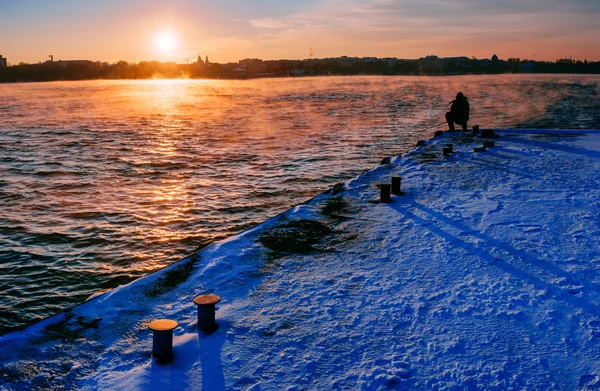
[397,368,411,379]
[568,287,583,295]
[579,374,598,387]
[588,321,600,338]
[488,203,505,214]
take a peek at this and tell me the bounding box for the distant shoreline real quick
[1,55,599,83]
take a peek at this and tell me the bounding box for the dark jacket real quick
[450,97,470,123]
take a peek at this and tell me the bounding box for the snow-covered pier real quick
[2,129,600,390]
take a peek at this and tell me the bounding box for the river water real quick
[1,75,599,334]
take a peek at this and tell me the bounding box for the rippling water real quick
[1,75,599,334]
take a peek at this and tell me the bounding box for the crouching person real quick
[446,92,470,131]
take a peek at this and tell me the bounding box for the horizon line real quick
[3,54,598,67]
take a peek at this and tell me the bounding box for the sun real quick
[155,31,178,55]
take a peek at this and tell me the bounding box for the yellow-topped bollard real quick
[380,184,391,203]
[391,176,402,195]
[148,319,178,361]
[193,294,221,332]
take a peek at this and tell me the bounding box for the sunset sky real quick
[1,0,599,65]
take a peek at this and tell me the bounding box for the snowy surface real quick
[3,130,600,390]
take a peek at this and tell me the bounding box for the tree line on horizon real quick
[0,56,599,83]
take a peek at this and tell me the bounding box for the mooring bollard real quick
[148,319,178,361]
[483,141,495,148]
[434,130,444,137]
[391,176,402,195]
[473,147,487,153]
[472,125,480,136]
[442,147,451,157]
[380,184,391,203]
[193,294,221,332]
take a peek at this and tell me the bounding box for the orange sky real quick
[1,0,599,64]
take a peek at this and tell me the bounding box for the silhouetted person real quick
[446,92,469,131]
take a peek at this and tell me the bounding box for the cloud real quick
[250,18,296,29]
[234,0,600,60]
[174,0,600,62]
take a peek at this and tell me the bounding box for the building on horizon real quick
[44,58,93,69]
[0,55,7,68]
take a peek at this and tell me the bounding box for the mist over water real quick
[1,75,599,334]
